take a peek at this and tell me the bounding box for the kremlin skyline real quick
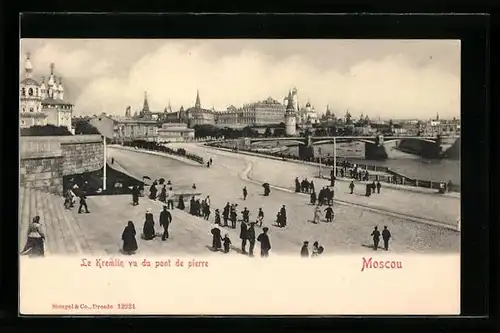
[20,39,460,120]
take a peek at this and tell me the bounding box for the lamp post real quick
[318,147,322,178]
[102,135,107,191]
[333,136,337,177]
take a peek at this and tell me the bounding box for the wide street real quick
[102,143,460,255]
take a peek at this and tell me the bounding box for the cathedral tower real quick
[291,87,299,111]
[285,90,297,136]
[195,90,201,109]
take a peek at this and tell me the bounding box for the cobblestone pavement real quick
[100,146,460,254]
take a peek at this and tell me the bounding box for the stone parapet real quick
[20,135,104,194]
[20,156,64,194]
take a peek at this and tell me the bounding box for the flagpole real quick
[103,135,107,191]
[333,136,337,178]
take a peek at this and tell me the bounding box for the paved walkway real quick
[104,146,459,254]
[19,187,93,256]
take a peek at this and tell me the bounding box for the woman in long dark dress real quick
[211,225,223,251]
[177,194,185,210]
[143,208,156,240]
[189,197,196,215]
[158,185,167,203]
[21,216,45,257]
[122,221,138,254]
[149,183,157,200]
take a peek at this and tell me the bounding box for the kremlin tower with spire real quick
[20,53,73,132]
[285,90,297,136]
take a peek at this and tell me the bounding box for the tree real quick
[73,119,100,135]
[21,125,72,136]
[193,124,219,138]
[242,126,258,138]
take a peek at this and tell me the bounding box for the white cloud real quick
[22,40,460,119]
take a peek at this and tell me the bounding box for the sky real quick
[19,39,460,119]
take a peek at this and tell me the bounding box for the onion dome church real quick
[19,53,74,131]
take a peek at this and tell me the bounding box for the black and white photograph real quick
[19,38,461,315]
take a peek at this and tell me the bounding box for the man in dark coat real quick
[382,226,391,251]
[247,222,256,257]
[371,181,377,194]
[242,186,248,200]
[78,195,90,214]
[242,207,250,223]
[327,188,334,205]
[159,206,172,241]
[257,227,271,257]
[222,203,230,227]
[376,181,382,194]
[257,208,264,227]
[317,188,324,206]
[131,185,140,206]
[371,226,381,250]
[349,181,355,194]
[240,221,248,254]
[279,205,287,227]
[330,169,336,187]
[230,205,237,228]
[295,177,301,193]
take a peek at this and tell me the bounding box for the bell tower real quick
[285,90,297,136]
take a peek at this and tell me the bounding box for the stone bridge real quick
[248,135,443,147]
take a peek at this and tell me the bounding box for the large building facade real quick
[157,123,195,142]
[20,54,74,131]
[214,97,286,128]
[89,114,158,142]
[133,88,313,130]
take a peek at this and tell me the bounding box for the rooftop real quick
[42,98,73,106]
[20,78,41,86]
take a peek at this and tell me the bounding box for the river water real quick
[257,141,461,185]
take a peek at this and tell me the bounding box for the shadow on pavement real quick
[361,244,383,250]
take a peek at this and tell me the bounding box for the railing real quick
[206,141,460,193]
